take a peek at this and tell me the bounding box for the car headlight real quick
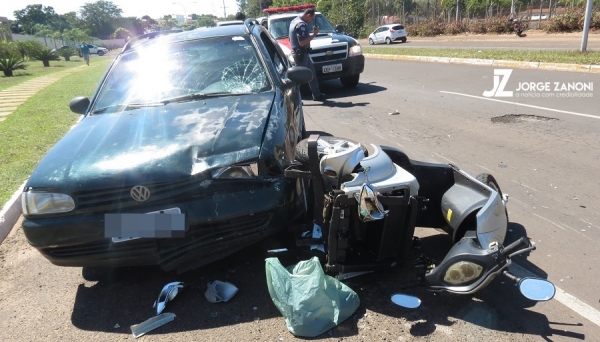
[443,261,483,285]
[349,44,362,57]
[21,191,75,215]
[212,162,259,179]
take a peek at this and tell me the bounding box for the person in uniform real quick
[289,8,325,101]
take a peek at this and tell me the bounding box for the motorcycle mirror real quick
[391,293,421,309]
[518,278,556,301]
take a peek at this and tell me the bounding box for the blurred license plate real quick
[323,64,342,73]
[108,207,184,243]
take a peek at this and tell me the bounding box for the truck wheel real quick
[98,51,104,56]
[295,136,367,164]
[340,74,360,88]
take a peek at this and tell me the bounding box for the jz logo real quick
[483,69,513,97]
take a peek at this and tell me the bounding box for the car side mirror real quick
[69,96,90,114]
[284,66,313,87]
[335,25,344,34]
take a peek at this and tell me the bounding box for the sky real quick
[2,0,240,20]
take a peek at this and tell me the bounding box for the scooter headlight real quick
[443,261,483,285]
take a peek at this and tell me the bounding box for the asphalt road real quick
[359,30,600,51]
[1,59,599,341]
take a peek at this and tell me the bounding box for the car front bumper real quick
[313,55,365,81]
[22,178,300,273]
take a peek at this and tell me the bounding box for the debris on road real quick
[205,280,239,303]
[153,282,184,315]
[130,312,176,338]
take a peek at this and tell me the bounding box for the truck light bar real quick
[263,4,315,14]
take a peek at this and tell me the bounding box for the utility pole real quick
[222,0,227,18]
[581,0,593,51]
[456,0,461,21]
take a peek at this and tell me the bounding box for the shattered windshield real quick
[269,14,336,39]
[92,35,270,113]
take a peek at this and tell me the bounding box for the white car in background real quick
[79,44,109,56]
[368,24,407,45]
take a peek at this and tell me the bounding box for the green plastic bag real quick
[265,257,360,337]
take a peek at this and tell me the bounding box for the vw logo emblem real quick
[131,185,151,202]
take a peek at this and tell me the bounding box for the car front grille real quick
[310,42,348,63]
[47,239,157,258]
[72,178,266,212]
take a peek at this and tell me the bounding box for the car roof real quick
[267,11,323,19]
[217,20,244,26]
[125,25,251,52]
[381,23,402,27]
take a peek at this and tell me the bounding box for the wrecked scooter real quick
[285,135,555,307]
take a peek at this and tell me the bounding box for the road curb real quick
[0,181,24,244]
[364,53,599,73]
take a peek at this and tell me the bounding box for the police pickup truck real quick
[260,4,364,88]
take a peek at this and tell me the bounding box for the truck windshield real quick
[269,14,336,39]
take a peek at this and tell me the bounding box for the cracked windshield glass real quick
[93,35,270,112]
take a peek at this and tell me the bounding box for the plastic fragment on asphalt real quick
[130,312,176,338]
[153,281,184,315]
[205,280,238,303]
[114,323,120,329]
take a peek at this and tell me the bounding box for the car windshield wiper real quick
[160,92,250,105]
[90,103,162,114]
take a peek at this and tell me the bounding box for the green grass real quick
[363,47,600,65]
[0,59,112,204]
[0,56,89,92]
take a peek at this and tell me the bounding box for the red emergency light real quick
[263,4,315,14]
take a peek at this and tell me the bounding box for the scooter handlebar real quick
[501,236,531,257]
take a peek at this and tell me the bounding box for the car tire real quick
[295,136,367,164]
[98,50,105,56]
[475,173,507,219]
[368,38,374,45]
[340,74,360,88]
[401,38,407,43]
[385,37,392,45]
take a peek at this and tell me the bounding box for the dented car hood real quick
[27,92,275,191]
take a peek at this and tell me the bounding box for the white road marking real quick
[433,152,455,163]
[510,179,539,192]
[475,164,494,173]
[440,91,599,120]
[581,219,600,231]
[533,213,593,241]
[511,263,600,328]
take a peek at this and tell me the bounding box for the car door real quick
[257,29,302,161]
[375,27,386,43]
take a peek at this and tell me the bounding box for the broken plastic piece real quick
[205,280,239,303]
[130,312,176,338]
[153,281,184,315]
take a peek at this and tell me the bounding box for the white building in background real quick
[174,14,185,24]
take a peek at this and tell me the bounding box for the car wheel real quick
[339,74,360,88]
[295,136,367,164]
[368,38,374,45]
[98,51,105,56]
[385,37,392,45]
[401,38,407,43]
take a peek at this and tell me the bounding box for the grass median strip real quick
[0,56,92,92]
[0,59,112,205]
[363,47,600,65]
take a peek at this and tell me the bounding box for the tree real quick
[33,24,53,46]
[13,4,59,35]
[197,14,218,27]
[247,0,274,17]
[79,1,123,38]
